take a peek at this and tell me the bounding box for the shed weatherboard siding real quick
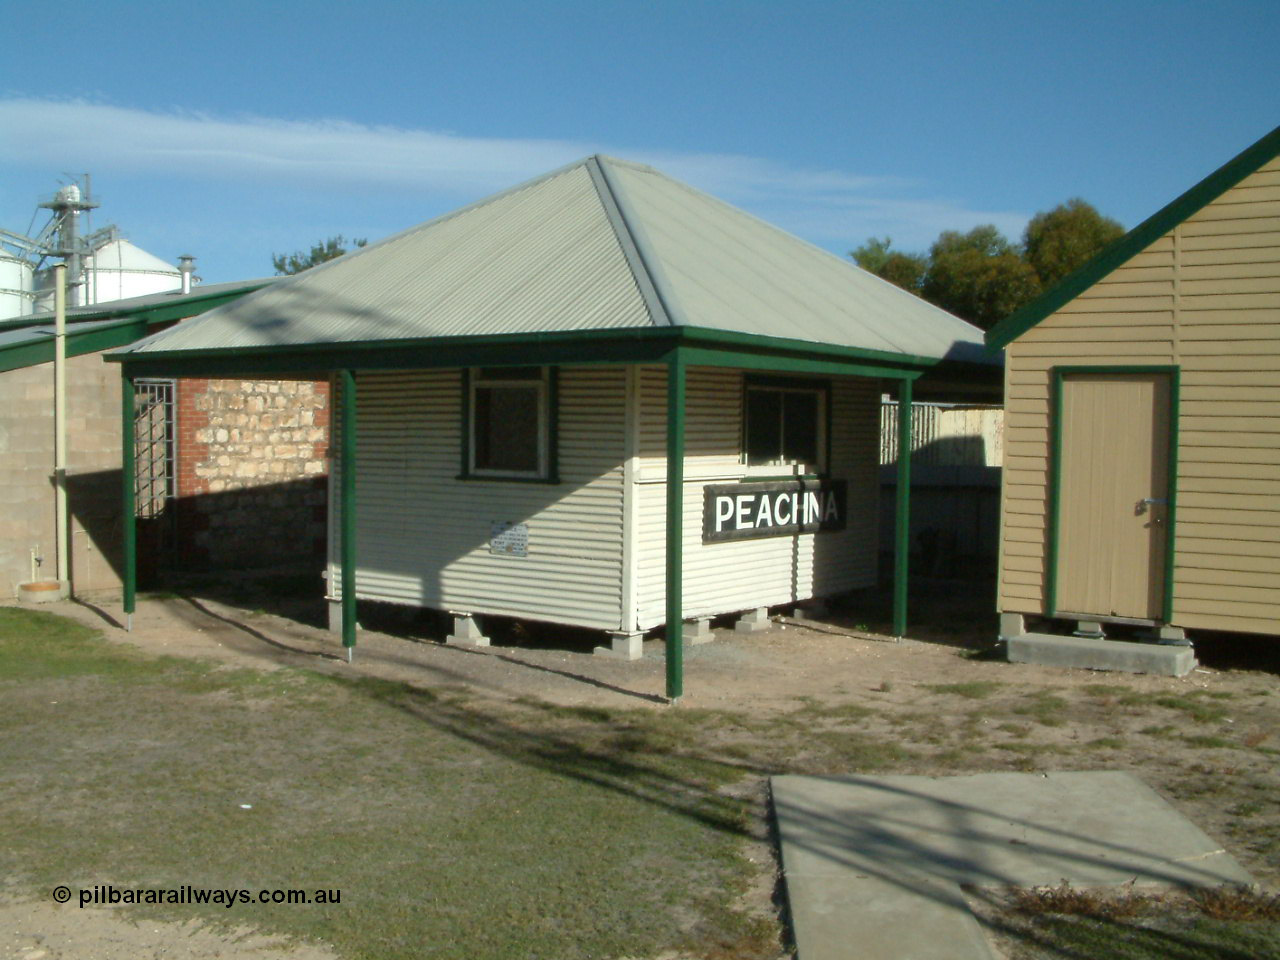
[633,366,880,629]
[1000,156,1280,635]
[329,366,629,631]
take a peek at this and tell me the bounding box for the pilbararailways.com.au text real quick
[58,885,341,909]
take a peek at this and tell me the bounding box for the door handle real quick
[1137,497,1167,516]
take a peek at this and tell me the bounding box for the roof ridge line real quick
[278,155,599,283]
[587,155,682,328]
[132,158,603,353]
[622,157,983,342]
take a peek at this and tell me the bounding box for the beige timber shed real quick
[111,155,997,700]
[987,125,1280,647]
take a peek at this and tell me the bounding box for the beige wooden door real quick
[1056,373,1171,620]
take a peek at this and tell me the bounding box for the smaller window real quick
[468,367,551,479]
[744,380,826,471]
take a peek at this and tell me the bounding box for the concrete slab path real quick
[771,771,1254,960]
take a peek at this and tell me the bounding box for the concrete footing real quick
[17,580,69,604]
[683,619,714,645]
[593,631,644,660]
[998,612,1025,639]
[1072,620,1106,639]
[1007,632,1196,677]
[796,599,829,619]
[325,598,360,634]
[735,607,772,634]
[1153,625,1191,646]
[446,614,489,647]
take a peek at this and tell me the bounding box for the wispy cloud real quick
[0,97,1027,249]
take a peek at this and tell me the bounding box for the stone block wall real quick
[174,378,330,569]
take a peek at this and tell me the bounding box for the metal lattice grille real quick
[133,378,176,518]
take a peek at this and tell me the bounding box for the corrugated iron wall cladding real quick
[331,366,628,630]
[607,163,983,358]
[136,166,653,352]
[637,366,743,474]
[632,367,881,628]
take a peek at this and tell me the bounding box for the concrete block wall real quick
[0,353,125,599]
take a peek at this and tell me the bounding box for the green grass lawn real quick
[0,608,770,960]
[4,606,1278,960]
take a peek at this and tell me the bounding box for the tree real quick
[850,237,927,295]
[271,235,368,275]
[848,199,1125,330]
[1022,198,1124,288]
[921,225,1042,330]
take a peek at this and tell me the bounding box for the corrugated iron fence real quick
[880,401,1004,467]
[880,400,1003,576]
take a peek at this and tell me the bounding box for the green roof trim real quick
[0,317,150,373]
[0,282,270,333]
[0,285,270,373]
[106,323,960,378]
[986,124,1280,351]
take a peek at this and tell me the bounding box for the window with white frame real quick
[467,366,552,479]
[743,378,827,472]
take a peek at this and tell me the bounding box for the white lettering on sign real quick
[755,495,773,528]
[715,496,735,531]
[701,480,847,543]
[774,493,791,525]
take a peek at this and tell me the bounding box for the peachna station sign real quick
[702,479,847,543]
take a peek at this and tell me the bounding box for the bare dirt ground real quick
[0,898,338,960]
[5,577,1278,958]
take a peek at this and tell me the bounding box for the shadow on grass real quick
[331,672,761,839]
[979,903,1277,960]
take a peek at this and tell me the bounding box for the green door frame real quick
[1046,365,1181,623]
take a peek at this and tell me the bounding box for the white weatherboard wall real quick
[330,364,882,633]
[331,366,629,631]
[633,366,882,630]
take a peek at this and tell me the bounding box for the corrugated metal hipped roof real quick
[125,157,987,364]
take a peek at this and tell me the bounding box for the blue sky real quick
[2,1,1277,285]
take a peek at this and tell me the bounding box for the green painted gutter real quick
[0,285,272,374]
[108,324,986,383]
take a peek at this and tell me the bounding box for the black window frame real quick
[741,374,831,476]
